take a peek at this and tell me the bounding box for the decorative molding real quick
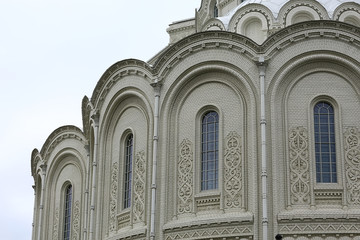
[52,208,59,240]
[177,139,194,214]
[279,222,360,235]
[109,162,118,233]
[288,127,310,205]
[195,193,221,211]
[224,131,243,209]
[232,7,272,31]
[39,125,86,163]
[133,151,146,223]
[72,200,80,240]
[164,225,253,240]
[117,211,130,229]
[281,1,327,26]
[334,3,360,21]
[344,127,360,205]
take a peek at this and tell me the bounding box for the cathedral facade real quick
[31,0,360,239]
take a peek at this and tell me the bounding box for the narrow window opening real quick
[124,134,133,209]
[63,185,72,240]
[314,102,337,183]
[201,111,219,190]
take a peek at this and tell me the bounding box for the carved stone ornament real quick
[224,131,243,209]
[289,126,310,205]
[344,127,360,205]
[109,162,118,233]
[133,151,146,223]
[72,200,80,240]
[177,139,194,214]
[52,208,59,240]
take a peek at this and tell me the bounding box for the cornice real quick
[262,20,360,58]
[40,125,86,163]
[152,31,259,78]
[90,59,154,109]
[89,21,360,117]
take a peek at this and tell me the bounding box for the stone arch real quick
[269,51,360,213]
[160,61,256,230]
[278,0,329,27]
[97,88,152,238]
[201,18,226,31]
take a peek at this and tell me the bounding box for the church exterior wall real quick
[31,1,360,239]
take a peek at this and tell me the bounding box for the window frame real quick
[123,132,134,210]
[201,111,220,191]
[62,183,73,240]
[310,96,343,190]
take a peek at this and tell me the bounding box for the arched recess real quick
[337,10,360,26]
[160,62,257,238]
[235,12,268,44]
[269,52,360,220]
[44,150,86,240]
[278,0,329,27]
[98,88,152,239]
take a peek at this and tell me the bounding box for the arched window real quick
[63,184,72,240]
[123,134,133,209]
[314,102,337,183]
[201,111,219,190]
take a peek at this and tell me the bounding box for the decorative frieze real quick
[344,127,360,205]
[288,127,310,205]
[178,139,194,214]
[164,225,253,240]
[224,131,243,209]
[109,162,118,233]
[133,151,146,223]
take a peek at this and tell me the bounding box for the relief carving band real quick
[224,131,242,209]
[72,200,80,240]
[109,162,118,233]
[178,139,194,214]
[133,151,146,223]
[344,127,360,205]
[52,208,59,240]
[289,127,310,205]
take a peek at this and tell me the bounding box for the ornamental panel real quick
[178,139,194,214]
[224,131,243,209]
[288,127,310,205]
[133,151,146,223]
[344,127,360,205]
[109,162,118,233]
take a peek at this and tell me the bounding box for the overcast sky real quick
[0,1,199,239]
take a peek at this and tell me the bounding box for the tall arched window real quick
[63,184,72,240]
[314,102,337,183]
[201,111,219,190]
[123,134,133,209]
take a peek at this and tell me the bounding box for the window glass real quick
[314,102,337,183]
[63,185,72,240]
[124,134,133,208]
[201,111,219,190]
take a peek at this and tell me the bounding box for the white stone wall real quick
[31,1,360,240]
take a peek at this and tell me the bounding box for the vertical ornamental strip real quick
[37,164,47,240]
